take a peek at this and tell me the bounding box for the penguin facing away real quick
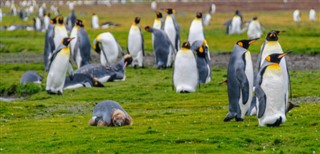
[188,12,205,45]
[145,26,175,69]
[46,37,75,95]
[164,8,180,67]
[93,32,123,66]
[70,19,91,68]
[89,100,133,127]
[256,51,291,126]
[128,17,144,68]
[173,41,198,93]
[224,38,258,122]
[191,40,211,84]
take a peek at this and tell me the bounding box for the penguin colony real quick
[8,1,302,127]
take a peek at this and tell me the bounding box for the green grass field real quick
[1,3,320,153]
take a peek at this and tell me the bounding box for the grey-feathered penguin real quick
[44,17,56,71]
[145,26,175,69]
[255,51,291,126]
[191,40,211,84]
[89,100,133,127]
[224,38,258,122]
[20,70,43,85]
[70,19,91,68]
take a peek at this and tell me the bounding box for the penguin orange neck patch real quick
[268,63,281,70]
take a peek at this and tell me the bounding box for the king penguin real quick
[44,17,56,71]
[153,11,164,30]
[128,17,144,68]
[191,40,211,84]
[224,38,258,122]
[46,37,75,95]
[53,16,68,50]
[93,32,123,66]
[145,26,175,69]
[70,19,91,68]
[228,10,243,34]
[164,8,180,67]
[255,51,291,126]
[188,12,205,45]
[256,30,291,112]
[173,42,198,93]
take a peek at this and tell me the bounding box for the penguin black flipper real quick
[48,45,65,71]
[140,27,145,56]
[256,66,268,118]
[256,41,266,70]
[236,66,250,105]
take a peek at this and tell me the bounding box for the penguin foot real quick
[57,91,63,95]
[236,117,244,122]
[224,112,236,122]
[287,101,299,113]
[180,90,190,93]
[46,90,56,95]
[133,65,138,69]
[267,117,282,127]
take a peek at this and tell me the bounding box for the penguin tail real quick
[260,114,286,127]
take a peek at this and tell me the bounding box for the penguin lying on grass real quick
[75,54,133,82]
[64,73,104,89]
[20,70,43,85]
[89,100,133,127]
[46,37,75,95]
[224,38,258,122]
[256,51,291,127]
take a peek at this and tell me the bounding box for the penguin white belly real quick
[70,27,82,67]
[174,50,198,93]
[164,17,176,50]
[92,16,99,29]
[99,33,119,66]
[240,52,254,118]
[153,20,161,29]
[260,42,283,66]
[247,21,262,39]
[258,66,287,126]
[46,50,70,92]
[203,14,211,26]
[54,26,68,48]
[128,26,143,67]
[188,20,204,45]
[230,16,241,34]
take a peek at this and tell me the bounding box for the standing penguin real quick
[191,40,211,84]
[145,26,175,69]
[188,12,205,45]
[164,8,180,67]
[93,32,123,66]
[127,17,144,68]
[33,16,41,31]
[224,39,257,122]
[247,16,264,39]
[53,16,68,50]
[226,10,243,34]
[70,19,91,68]
[66,10,77,31]
[43,13,51,31]
[293,9,301,22]
[43,17,56,71]
[153,11,164,30]
[46,37,74,95]
[173,42,198,93]
[256,30,291,113]
[256,52,291,126]
[203,4,215,26]
[91,13,99,29]
[309,8,316,21]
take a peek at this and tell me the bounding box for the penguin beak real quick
[278,51,292,59]
[67,37,75,42]
[249,38,259,45]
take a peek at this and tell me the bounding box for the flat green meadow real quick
[1,3,320,153]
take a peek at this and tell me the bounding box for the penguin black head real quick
[235,10,241,15]
[50,18,57,24]
[134,17,141,24]
[166,8,176,14]
[62,37,74,46]
[182,41,191,49]
[75,19,84,27]
[266,30,285,41]
[236,38,259,49]
[196,12,202,19]
[57,16,64,24]
[196,40,208,57]
[156,11,163,18]
[124,54,133,67]
[253,16,258,20]
[265,51,291,64]
[144,26,152,32]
